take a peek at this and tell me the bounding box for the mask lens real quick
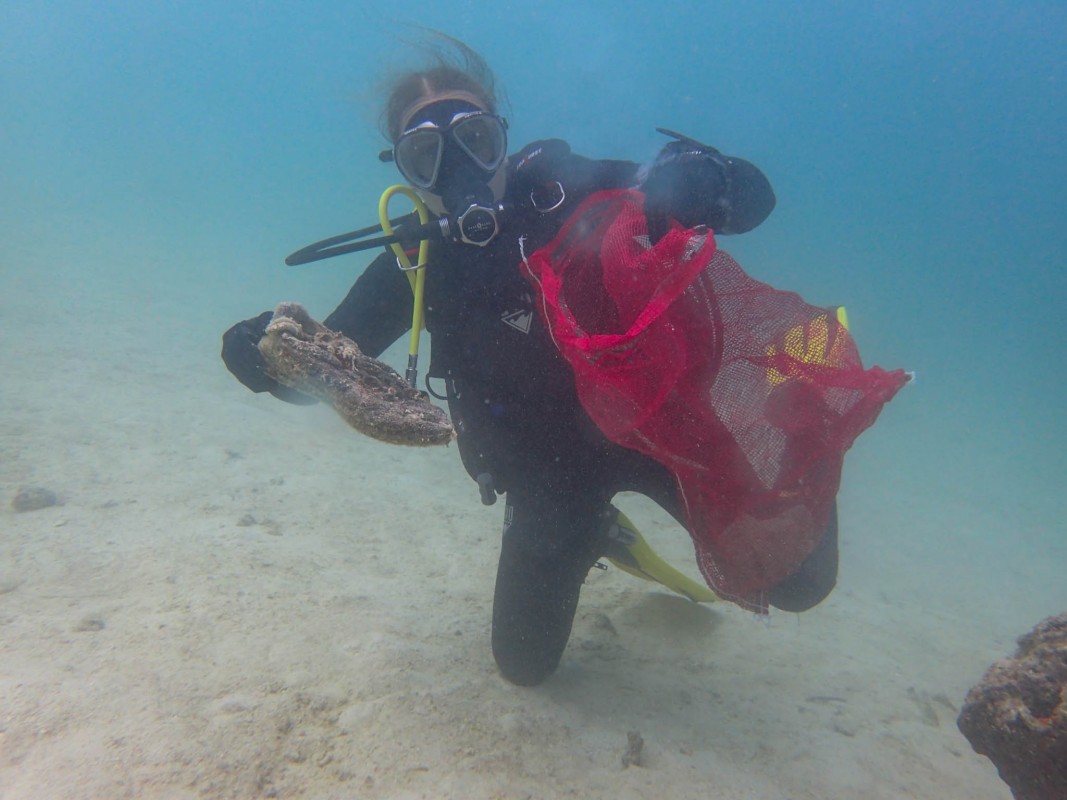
[453,115,506,171]
[394,129,443,189]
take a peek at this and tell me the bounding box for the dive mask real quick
[389,110,508,192]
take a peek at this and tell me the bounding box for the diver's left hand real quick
[640,132,729,243]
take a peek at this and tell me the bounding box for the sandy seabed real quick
[1,266,1058,800]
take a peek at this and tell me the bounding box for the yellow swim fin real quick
[604,511,717,603]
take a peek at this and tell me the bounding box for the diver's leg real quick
[491,486,606,686]
[612,446,688,523]
[767,502,839,611]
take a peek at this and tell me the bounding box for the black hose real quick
[284,212,432,266]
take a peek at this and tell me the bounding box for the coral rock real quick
[958,613,1067,800]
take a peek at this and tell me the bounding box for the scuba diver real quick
[222,34,839,686]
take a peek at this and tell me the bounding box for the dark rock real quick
[11,486,59,512]
[621,730,644,768]
[74,614,106,632]
[958,613,1067,800]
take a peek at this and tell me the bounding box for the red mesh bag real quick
[521,189,909,610]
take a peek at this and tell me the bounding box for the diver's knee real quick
[768,571,837,612]
[769,505,839,612]
[490,585,572,686]
[492,643,561,686]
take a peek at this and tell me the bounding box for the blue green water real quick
[2,1,1065,794]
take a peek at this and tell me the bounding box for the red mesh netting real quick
[522,189,909,610]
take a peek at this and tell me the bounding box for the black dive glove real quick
[641,128,776,242]
[221,311,316,405]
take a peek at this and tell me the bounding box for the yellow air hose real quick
[378,186,431,387]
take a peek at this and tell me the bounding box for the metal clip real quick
[530,181,565,213]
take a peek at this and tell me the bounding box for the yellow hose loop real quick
[378,186,431,358]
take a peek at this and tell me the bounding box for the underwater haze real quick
[2,1,1065,798]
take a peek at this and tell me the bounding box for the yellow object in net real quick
[766,306,850,386]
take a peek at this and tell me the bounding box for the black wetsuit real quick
[223,139,837,686]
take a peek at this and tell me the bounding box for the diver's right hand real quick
[222,311,275,392]
[221,311,316,405]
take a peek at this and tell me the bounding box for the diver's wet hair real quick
[381,31,498,143]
